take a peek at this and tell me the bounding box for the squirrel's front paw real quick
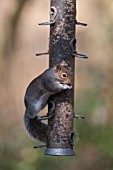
[62,84,72,90]
[67,85,72,89]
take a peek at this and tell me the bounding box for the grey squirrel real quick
[24,62,72,143]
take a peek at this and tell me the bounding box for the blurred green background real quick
[0,0,113,170]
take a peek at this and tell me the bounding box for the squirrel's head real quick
[54,64,72,85]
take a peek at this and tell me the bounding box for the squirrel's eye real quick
[61,73,67,78]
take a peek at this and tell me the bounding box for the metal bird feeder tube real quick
[45,0,76,156]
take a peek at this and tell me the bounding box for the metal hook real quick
[33,145,46,149]
[38,6,57,26]
[35,114,53,120]
[69,131,74,146]
[74,51,88,59]
[50,6,57,22]
[36,52,49,56]
[76,20,87,26]
[70,38,88,59]
[74,114,85,119]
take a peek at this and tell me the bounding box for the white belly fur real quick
[33,92,51,114]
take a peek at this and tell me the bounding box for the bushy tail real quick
[24,111,47,143]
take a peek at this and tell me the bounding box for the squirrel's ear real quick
[54,64,62,72]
